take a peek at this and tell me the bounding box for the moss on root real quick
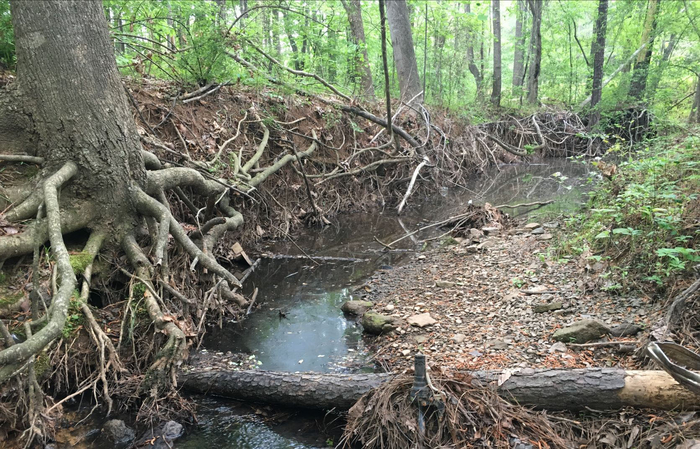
[69,252,93,275]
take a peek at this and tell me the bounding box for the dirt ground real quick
[356,219,663,374]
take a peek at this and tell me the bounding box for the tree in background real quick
[465,1,484,101]
[491,0,502,107]
[385,0,423,104]
[629,0,659,102]
[526,0,543,105]
[512,0,528,94]
[589,0,608,128]
[341,0,375,100]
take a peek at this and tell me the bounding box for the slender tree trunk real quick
[526,0,543,106]
[341,0,375,100]
[512,0,527,91]
[648,32,677,103]
[589,0,609,128]
[283,11,302,71]
[629,0,659,102]
[273,10,282,57]
[385,0,423,104]
[690,75,700,124]
[465,2,483,101]
[491,0,502,107]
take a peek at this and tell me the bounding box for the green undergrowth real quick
[561,132,700,293]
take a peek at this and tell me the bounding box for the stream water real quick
[51,158,596,448]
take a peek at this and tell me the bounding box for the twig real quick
[397,156,430,215]
[383,211,477,248]
[182,83,224,104]
[568,341,638,348]
[495,200,554,208]
[246,287,258,315]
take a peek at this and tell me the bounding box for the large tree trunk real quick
[512,0,527,91]
[629,0,659,102]
[490,0,502,107]
[385,0,423,104]
[341,0,375,100]
[526,0,543,106]
[180,368,700,412]
[589,0,609,128]
[12,0,145,202]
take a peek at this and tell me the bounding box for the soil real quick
[357,220,663,374]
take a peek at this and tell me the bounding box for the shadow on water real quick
[181,158,597,447]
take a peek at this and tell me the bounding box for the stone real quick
[485,339,508,350]
[552,319,611,343]
[414,335,428,344]
[407,313,437,328]
[102,420,135,448]
[482,227,500,235]
[543,222,560,228]
[469,228,484,239]
[537,233,553,240]
[477,239,496,250]
[524,223,541,230]
[401,349,411,356]
[609,323,643,337]
[548,342,567,353]
[436,280,455,288]
[135,421,184,449]
[340,300,373,316]
[383,304,395,312]
[533,302,563,313]
[530,227,545,235]
[362,312,397,335]
[452,333,466,343]
[678,440,700,449]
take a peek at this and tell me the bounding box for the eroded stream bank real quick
[49,157,595,448]
[174,157,596,448]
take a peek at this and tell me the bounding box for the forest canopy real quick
[1,0,697,123]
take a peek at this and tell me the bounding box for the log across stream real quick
[180,367,700,412]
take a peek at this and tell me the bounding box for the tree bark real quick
[491,0,502,107]
[589,0,609,128]
[629,0,659,102]
[12,0,145,212]
[180,368,700,412]
[689,75,700,124]
[512,0,527,91]
[385,0,423,104]
[465,2,484,101]
[283,11,303,71]
[526,0,543,106]
[341,0,375,100]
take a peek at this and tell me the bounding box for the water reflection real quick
[205,258,374,373]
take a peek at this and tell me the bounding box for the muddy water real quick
[177,158,595,448]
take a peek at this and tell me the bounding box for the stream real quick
[54,158,596,448]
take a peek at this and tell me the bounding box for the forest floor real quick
[358,218,659,374]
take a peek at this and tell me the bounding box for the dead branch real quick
[247,41,352,103]
[397,156,430,215]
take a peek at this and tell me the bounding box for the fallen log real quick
[179,367,700,411]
